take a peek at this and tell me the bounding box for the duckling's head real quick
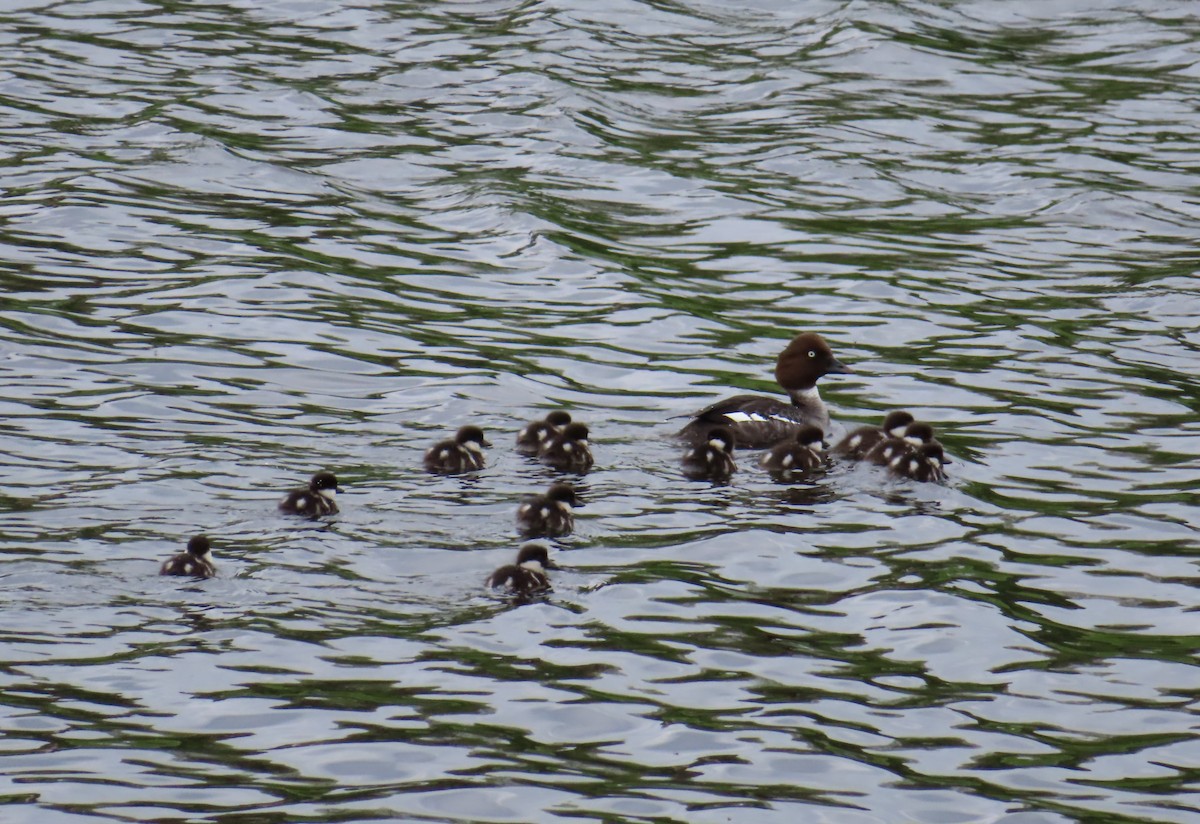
[705,426,735,454]
[546,482,579,507]
[882,410,915,437]
[794,425,825,449]
[186,535,211,557]
[310,471,340,496]
[560,422,589,442]
[902,423,936,446]
[456,425,491,448]
[516,541,558,571]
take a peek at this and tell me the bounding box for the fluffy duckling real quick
[760,424,826,475]
[424,425,490,473]
[517,482,579,538]
[539,422,593,472]
[160,535,216,578]
[681,426,736,482]
[833,410,914,460]
[864,422,938,467]
[888,441,949,483]
[279,471,340,517]
[516,410,572,455]
[486,542,558,594]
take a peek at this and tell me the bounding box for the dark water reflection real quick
[2,0,1199,822]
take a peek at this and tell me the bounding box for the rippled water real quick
[2,1,1199,821]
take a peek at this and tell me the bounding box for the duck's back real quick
[679,394,827,449]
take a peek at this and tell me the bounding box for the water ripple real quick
[1,0,1199,822]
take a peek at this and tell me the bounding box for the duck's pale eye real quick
[807,350,816,358]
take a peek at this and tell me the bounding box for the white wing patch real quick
[722,411,766,424]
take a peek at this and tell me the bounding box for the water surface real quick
[1,1,1199,822]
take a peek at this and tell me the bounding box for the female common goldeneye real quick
[681,426,736,482]
[517,482,579,538]
[539,422,593,472]
[832,410,914,461]
[160,535,216,578]
[888,441,949,483]
[424,425,490,473]
[516,410,572,455]
[677,331,851,448]
[864,422,938,468]
[486,542,558,594]
[279,471,340,517]
[759,424,826,475]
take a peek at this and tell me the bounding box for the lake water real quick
[1,1,1198,822]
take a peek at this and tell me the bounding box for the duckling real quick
[681,426,736,481]
[760,424,826,475]
[833,410,914,460]
[517,482,579,538]
[424,425,490,473]
[864,422,938,467]
[539,422,593,472]
[516,410,572,455]
[279,471,340,517]
[160,535,216,578]
[888,441,949,483]
[486,542,558,594]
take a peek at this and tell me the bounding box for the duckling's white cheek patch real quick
[782,454,794,468]
[540,508,550,518]
[296,498,308,510]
